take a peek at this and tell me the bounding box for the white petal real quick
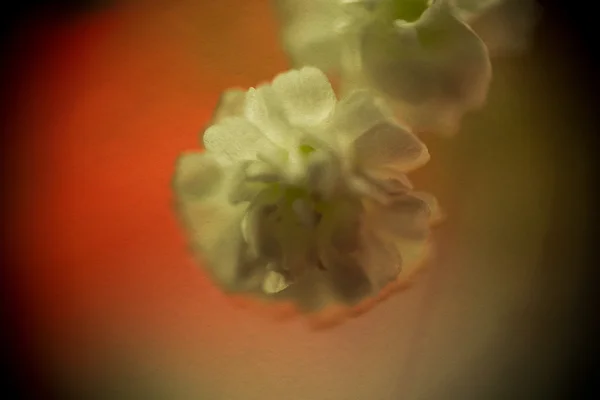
[316,206,372,304]
[361,167,414,194]
[244,85,295,148]
[262,270,291,294]
[271,67,337,128]
[227,162,268,204]
[372,194,432,240]
[281,14,345,72]
[177,198,252,291]
[392,238,431,274]
[332,90,394,144]
[306,149,340,198]
[245,160,280,182]
[410,191,444,223]
[274,0,355,71]
[172,152,223,200]
[353,122,430,172]
[360,229,402,290]
[241,186,282,259]
[347,175,392,205]
[202,117,267,163]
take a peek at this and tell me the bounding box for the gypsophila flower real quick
[173,67,439,311]
[273,0,537,135]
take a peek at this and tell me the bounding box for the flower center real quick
[299,144,316,155]
[270,183,328,228]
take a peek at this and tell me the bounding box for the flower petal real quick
[241,186,282,259]
[281,14,345,72]
[227,162,269,204]
[410,191,444,223]
[177,197,254,291]
[360,229,402,290]
[202,117,268,163]
[332,89,395,144]
[244,85,294,148]
[172,152,223,200]
[315,205,372,304]
[318,247,372,305]
[306,149,341,198]
[372,194,432,240]
[361,167,414,195]
[392,238,431,274]
[274,0,348,70]
[271,67,337,128]
[353,122,430,172]
[262,270,291,294]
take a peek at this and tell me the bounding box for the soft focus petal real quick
[245,160,280,182]
[227,162,270,204]
[391,237,431,275]
[457,0,541,57]
[281,14,345,72]
[202,117,268,163]
[314,205,372,304]
[306,149,341,198]
[392,98,467,136]
[332,89,395,144]
[353,122,430,172]
[318,246,372,305]
[241,186,282,260]
[371,194,432,240]
[361,167,414,196]
[271,67,337,128]
[360,228,402,290]
[172,152,223,200]
[454,0,502,16]
[410,190,444,223]
[361,0,492,135]
[177,197,258,292]
[262,270,291,294]
[274,0,360,71]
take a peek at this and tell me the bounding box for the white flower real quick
[274,0,536,135]
[173,67,439,312]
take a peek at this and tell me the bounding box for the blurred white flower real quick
[274,0,537,135]
[173,67,439,311]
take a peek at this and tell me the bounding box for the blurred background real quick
[2,0,598,399]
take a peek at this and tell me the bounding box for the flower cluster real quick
[172,1,536,316]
